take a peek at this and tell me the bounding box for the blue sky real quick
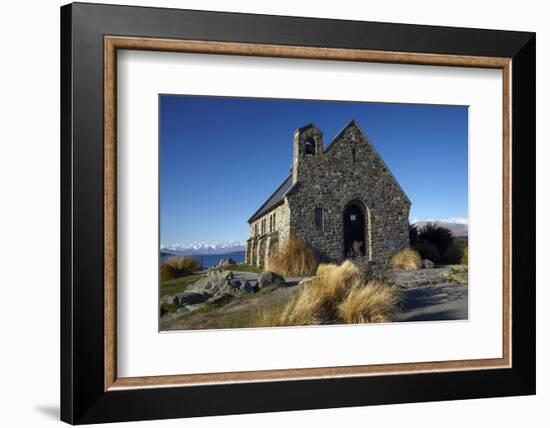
[160,95,468,246]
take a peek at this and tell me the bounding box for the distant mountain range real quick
[161,241,246,256]
[412,219,468,236]
[161,219,467,256]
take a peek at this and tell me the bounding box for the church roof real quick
[247,175,294,223]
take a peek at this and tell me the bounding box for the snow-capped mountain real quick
[161,240,246,255]
[411,218,468,236]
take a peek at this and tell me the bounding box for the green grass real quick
[160,303,179,316]
[160,273,202,297]
[215,312,256,329]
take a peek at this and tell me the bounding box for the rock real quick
[174,292,210,305]
[176,304,203,314]
[208,294,234,305]
[187,271,232,294]
[160,295,176,305]
[240,280,256,294]
[258,271,285,289]
[218,258,236,267]
[422,259,435,269]
[230,279,241,289]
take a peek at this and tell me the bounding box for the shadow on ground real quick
[396,283,468,322]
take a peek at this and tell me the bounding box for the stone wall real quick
[287,122,410,264]
[246,202,290,266]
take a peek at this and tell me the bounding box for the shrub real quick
[409,224,419,246]
[442,244,462,264]
[418,223,454,256]
[337,280,401,323]
[441,236,468,265]
[266,236,318,277]
[161,255,201,280]
[460,246,468,265]
[160,263,177,281]
[252,259,400,327]
[413,240,441,263]
[390,248,422,270]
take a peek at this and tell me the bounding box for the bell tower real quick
[292,123,323,183]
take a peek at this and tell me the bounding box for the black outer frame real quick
[60,2,535,424]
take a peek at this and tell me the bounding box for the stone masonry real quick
[246,120,411,266]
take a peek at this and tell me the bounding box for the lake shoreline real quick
[160,251,245,268]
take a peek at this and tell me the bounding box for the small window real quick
[351,147,356,163]
[304,138,315,155]
[273,213,276,231]
[315,207,323,230]
[254,223,258,236]
[269,215,273,233]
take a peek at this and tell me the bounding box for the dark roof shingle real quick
[247,175,293,223]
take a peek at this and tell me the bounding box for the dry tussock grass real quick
[252,259,400,327]
[391,248,422,270]
[338,280,401,323]
[160,255,201,280]
[166,255,201,273]
[266,236,318,277]
[460,246,468,265]
[160,264,177,281]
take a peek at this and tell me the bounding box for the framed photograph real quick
[61,2,535,424]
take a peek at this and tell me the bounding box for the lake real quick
[160,251,245,268]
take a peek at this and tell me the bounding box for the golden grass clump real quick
[460,246,468,265]
[266,236,318,277]
[166,255,201,273]
[252,259,400,327]
[314,260,361,300]
[160,263,177,281]
[160,255,201,280]
[391,248,422,270]
[338,280,401,324]
[253,289,324,327]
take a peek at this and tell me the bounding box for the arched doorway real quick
[343,202,366,258]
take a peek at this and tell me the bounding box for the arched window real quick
[304,138,315,155]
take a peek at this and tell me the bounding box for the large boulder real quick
[240,280,256,294]
[258,271,285,289]
[188,271,233,294]
[173,292,210,305]
[187,270,260,297]
[218,279,243,296]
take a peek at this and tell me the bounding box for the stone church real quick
[245,120,410,267]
